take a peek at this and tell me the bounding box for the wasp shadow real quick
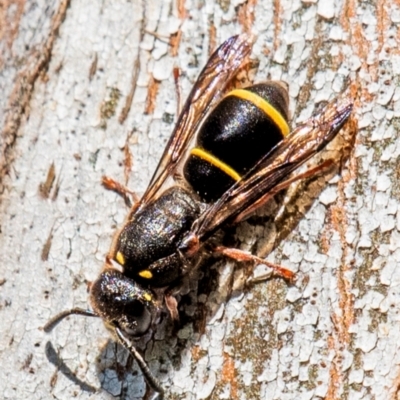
[44,341,97,394]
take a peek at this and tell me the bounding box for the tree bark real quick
[0,0,397,399]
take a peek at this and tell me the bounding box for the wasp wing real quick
[189,97,353,242]
[135,35,253,214]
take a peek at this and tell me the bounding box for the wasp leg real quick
[102,176,140,208]
[114,327,165,399]
[213,245,295,282]
[164,293,179,321]
[234,159,335,224]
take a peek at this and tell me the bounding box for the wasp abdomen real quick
[115,187,201,287]
[183,81,290,202]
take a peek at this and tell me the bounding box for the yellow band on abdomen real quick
[190,148,241,181]
[227,89,290,137]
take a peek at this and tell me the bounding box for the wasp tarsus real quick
[213,245,296,282]
[44,34,353,398]
[102,175,138,208]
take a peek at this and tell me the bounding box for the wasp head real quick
[90,269,157,337]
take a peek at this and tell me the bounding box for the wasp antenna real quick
[114,327,165,398]
[43,308,98,332]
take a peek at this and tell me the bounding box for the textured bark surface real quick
[0,1,398,399]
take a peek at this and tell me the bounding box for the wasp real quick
[44,35,353,398]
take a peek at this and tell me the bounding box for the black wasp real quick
[45,34,353,398]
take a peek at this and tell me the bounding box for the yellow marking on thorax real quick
[227,89,290,137]
[116,251,125,265]
[139,270,153,279]
[191,148,241,181]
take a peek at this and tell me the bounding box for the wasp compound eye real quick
[90,269,155,336]
[118,299,153,336]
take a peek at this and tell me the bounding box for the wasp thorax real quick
[90,269,155,336]
[114,187,201,287]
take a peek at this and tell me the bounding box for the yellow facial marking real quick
[227,89,290,137]
[139,270,153,279]
[191,148,241,181]
[143,293,153,302]
[116,251,125,265]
